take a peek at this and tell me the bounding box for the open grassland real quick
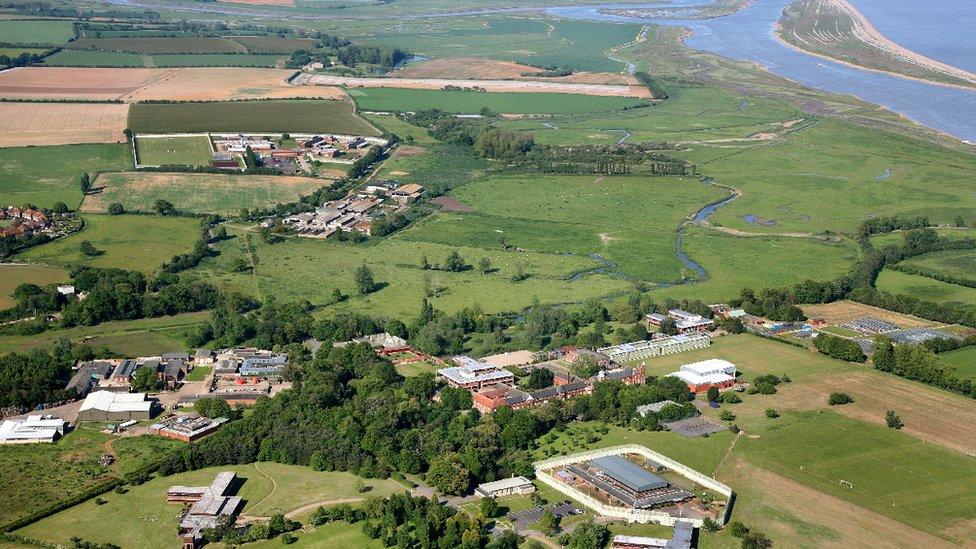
[0,47,48,57]
[195,226,632,317]
[0,20,74,45]
[0,311,209,355]
[85,172,329,215]
[0,427,182,527]
[41,49,145,67]
[128,100,379,135]
[43,50,285,68]
[231,36,316,54]
[134,135,213,166]
[652,228,859,303]
[216,521,382,549]
[346,87,648,114]
[0,143,131,209]
[359,17,640,73]
[0,102,128,147]
[362,113,438,144]
[940,346,976,381]
[871,227,976,249]
[736,411,976,544]
[899,249,976,284]
[676,119,976,235]
[67,37,248,54]
[0,67,345,102]
[17,463,402,548]
[371,143,487,194]
[0,264,68,308]
[638,334,976,455]
[876,269,976,307]
[403,174,724,282]
[16,214,201,274]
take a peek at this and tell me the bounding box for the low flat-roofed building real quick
[78,391,154,422]
[667,359,736,393]
[66,360,117,396]
[0,415,66,444]
[636,400,679,417]
[438,356,514,390]
[150,415,228,443]
[169,471,242,548]
[599,333,710,363]
[239,354,287,377]
[475,476,535,498]
[611,520,693,549]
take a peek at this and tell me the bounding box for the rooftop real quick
[476,476,533,492]
[80,391,152,413]
[591,455,669,493]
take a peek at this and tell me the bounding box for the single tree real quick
[828,392,853,405]
[130,366,158,392]
[355,264,376,295]
[764,408,779,419]
[443,250,466,272]
[479,256,491,274]
[79,172,91,194]
[706,385,720,403]
[538,508,560,536]
[107,203,125,215]
[480,496,498,518]
[659,317,679,336]
[79,240,101,257]
[885,410,903,429]
[154,199,176,216]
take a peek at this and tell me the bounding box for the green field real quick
[230,35,316,54]
[402,174,725,282]
[67,37,247,54]
[0,20,75,45]
[184,365,211,381]
[0,47,49,57]
[43,50,285,67]
[737,410,976,540]
[358,17,640,72]
[876,269,976,307]
[347,87,648,114]
[195,225,632,317]
[127,100,380,136]
[42,49,145,67]
[938,346,976,381]
[0,264,68,309]
[134,135,213,167]
[870,228,976,249]
[0,144,132,209]
[16,214,201,273]
[898,248,976,284]
[372,143,487,194]
[86,172,327,216]
[0,311,209,355]
[219,521,383,549]
[17,462,403,548]
[0,427,182,527]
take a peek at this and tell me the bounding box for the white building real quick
[667,359,737,393]
[438,356,514,390]
[0,415,66,444]
[475,476,536,498]
[78,391,154,422]
[598,333,711,362]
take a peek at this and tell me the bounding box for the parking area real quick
[507,501,581,531]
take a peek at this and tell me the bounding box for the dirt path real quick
[243,462,278,515]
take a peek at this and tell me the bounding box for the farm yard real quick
[84,172,330,215]
[0,102,129,147]
[0,143,131,208]
[345,87,650,114]
[16,463,402,548]
[127,100,379,135]
[16,214,202,273]
[134,135,214,167]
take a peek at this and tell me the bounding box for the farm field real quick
[898,248,976,283]
[0,20,74,45]
[801,300,939,328]
[939,346,976,381]
[85,172,330,215]
[736,411,976,544]
[303,74,647,98]
[403,174,725,282]
[17,462,401,548]
[0,427,182,527]
[16,214,201,273]
[870,227,976,249]
[0,67,346,102]
[42,49,146,67]
[391,57,639,85]
[43,50,285,68]
[0,102,128,147]
[876,269,976,307]
[134,135,214,167]
[358,17,640,73]
[127,100,379,135]
[66,37,248,54]
[346,87,649,114]
[0,311,210,355]
[0,143,131,208]
[371,143,487,194]
[230,35,316,53]
[0,264,68,309]
[195,226,633,317]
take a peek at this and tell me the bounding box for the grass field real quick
[0,264,68,309]
[42,49,146,67]
[737,410,976,543]
[219,521,383,549]
[134,135,214,167]
[0,427,182,526]
[0,20,75,45]
[898,248,976,284]
[85,172,330,215]
[402,174,725,282]
[0,311,209,355]
[393,360,439,377]
[939,346,976,381]
[347,87,648,114]
[43,50,285,67]
[67,37,247,54]
[195,225,632,317]
[0,144,132,209]
[127,100,379,135]
[876,269,976,307]
[16,214,201,274]
[184,365,212,381]
[17,462,403,548]
[870,228,976,249]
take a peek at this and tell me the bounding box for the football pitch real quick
[134,135,213,167]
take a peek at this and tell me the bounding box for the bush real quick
[885,410,903,429]
[764,408,779,418]
[729,521,750,538]
[107,203,124,215]
[828,392,853,405]
[720,391,742,404]
[719,410,736,421]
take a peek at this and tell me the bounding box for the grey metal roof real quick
[591,455,668,492]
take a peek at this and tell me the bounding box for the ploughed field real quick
[0,102,129,147]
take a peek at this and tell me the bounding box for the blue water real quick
[549,0,976,143]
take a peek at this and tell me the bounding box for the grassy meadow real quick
[43,50,285,67]
[0,264,68,308]
[134,135,213,166]
[876,269,976,307]
[0,144,132,209]
[16,214,201,273]
[898,249,976,283]
[347,87,648,115]
[86,172,328,215]
[940,346,976,381]
[17,463,403,548]
[127,100,380,135]
[0,20,75,45]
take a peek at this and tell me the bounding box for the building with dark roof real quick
[565,455,692,510]
[66,360,117,396]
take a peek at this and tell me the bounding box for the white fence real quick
[533,444,735,527]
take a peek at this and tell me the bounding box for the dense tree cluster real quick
[813,333,866,363]
[873,336,976,398]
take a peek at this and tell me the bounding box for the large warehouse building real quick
[566,455,692,509]
[667,359,737,393]
[77,391,155,422]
